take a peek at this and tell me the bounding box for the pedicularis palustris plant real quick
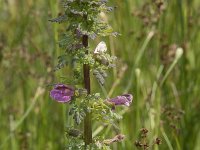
[49,0,133,149]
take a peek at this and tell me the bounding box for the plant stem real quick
[82,35,92,146]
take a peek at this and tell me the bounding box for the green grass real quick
[0,0,200,149]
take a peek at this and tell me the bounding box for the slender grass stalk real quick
[174,132,181,150]
[135,68,141,131]
[177,0,185,40]
[150,65,164,102]
[49,0,59,57]
[9,115,16,150]
[160,48,183,86]
[124,31,154,93]
[92,126,104,138]
[161,128,173,150]
[109,36,117,79]
[108,65,127,97]
[100,84,109,98]
[0,87,45,149]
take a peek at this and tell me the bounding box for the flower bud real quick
[135,68,141,78]
[107,94,133,106]
[175,47,183,59]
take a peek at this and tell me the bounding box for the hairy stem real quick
[83,35,92,146]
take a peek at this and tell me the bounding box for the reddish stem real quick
[82,35,92,146]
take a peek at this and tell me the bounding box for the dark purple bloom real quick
[108,94,133,106]
[50,84,75,103]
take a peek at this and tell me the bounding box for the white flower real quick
[94,41,107,54]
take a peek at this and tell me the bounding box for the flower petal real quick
[50,84,75,103]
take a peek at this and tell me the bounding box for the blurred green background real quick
[0,0,200,149]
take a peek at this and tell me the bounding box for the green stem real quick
[83,35,92,146]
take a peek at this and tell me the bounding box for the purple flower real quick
[108,94,133,106]
[50,84,75,103]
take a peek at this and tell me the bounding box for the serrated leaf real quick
[93,69,106,85]
[48,15,67,23]
[54,54,71,71]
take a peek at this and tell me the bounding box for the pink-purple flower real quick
[108,94,133,107]
[50,84,75,103]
